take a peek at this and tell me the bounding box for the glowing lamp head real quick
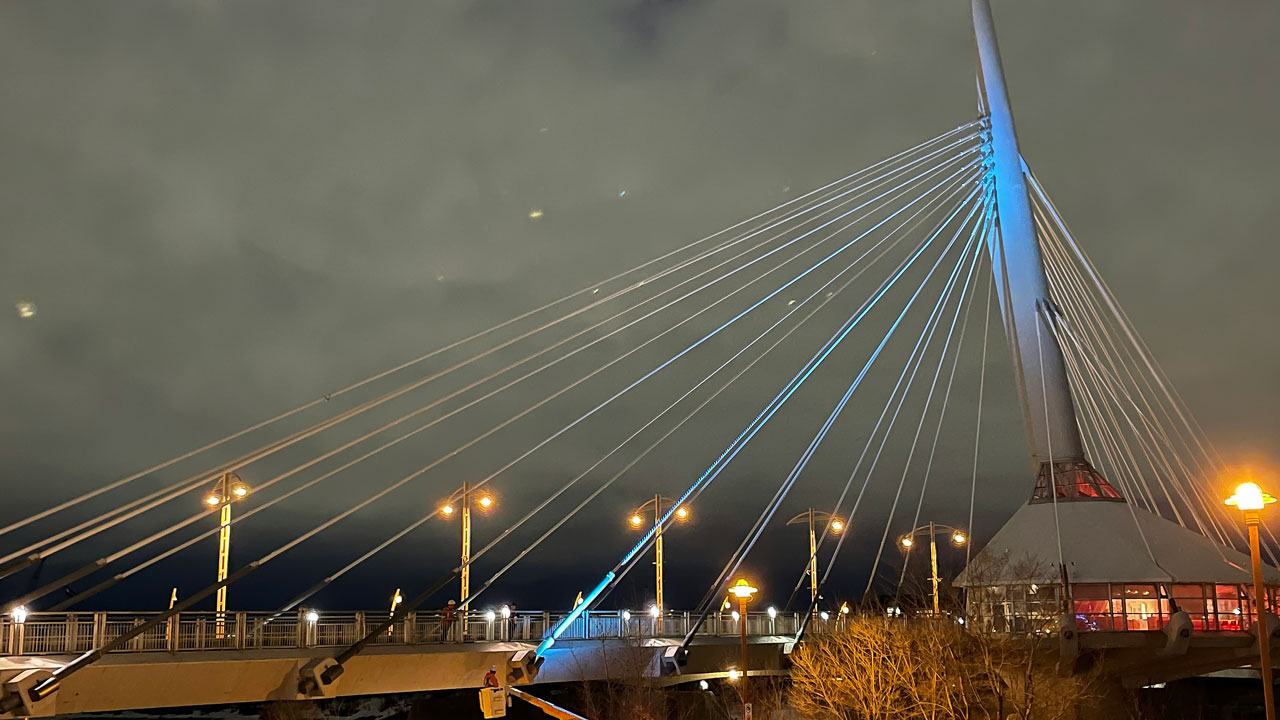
[820,611,830,621]
[10,605,28,624]
[629,514,644,528]
[501,605,511,619]
[730,610,740,621]
[951,532,966,546]
[727,668,741,682]
[649,605,661,619]
[622,610,631,621]
[830,518,845,533]
[699,680,710,691]
[767,606,777,619]
[728,578,758,601]
[485,610,497,622]
[675,506,690,520]
[440,503,455,516]
[231,483,249,498]
[840,602,850,615]
[478,494,494,509]
[205,494,221,506]
[900,536,914,549]
[1226,482,1275,512]
[393,594,403,606]
[305,610,319,624]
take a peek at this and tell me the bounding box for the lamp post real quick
[728,578,758,679]
[1226,481,1277,720]
[204,472,248,635]
[439,483,496,623]
[627,495,690,613]
[785,509,845,611]
[899,522,966,616]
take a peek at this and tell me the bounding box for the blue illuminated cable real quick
[541,175,986,654]
[606,177,983,598]
[894,250,988,591]
[461,160,977,608]
[677,191,988,645]
[793,195,993,632]
[225,151,991,621]
[857,225,986,598]
[31,149,984,612]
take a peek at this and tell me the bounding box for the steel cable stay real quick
[0,119,983,545]
[895,250,989,592]
[1039,247,1162,514]
[796,205,996,590]
[682,196,987,645]
[1036,208,1256,556]
[1038,248,1175,519]
[1051,315,1239,564]
[1051,300,1159,516]
[2,165,994,701]
[1026,167,1230,478]
[1038,220,1205,525]
[1042,248,1212,536]
[6,146,989,605]
[1037,220,1252,556]
[966,255,994,567]
[17,159,977,666]
[0,136,986,580]
[1026,168,1280,559]
[1040,305,1164,569]
[1026,168,1280,564]
[536,175,990,655]
[788,195,993,633]
[784,212,984,609]
[603,185,989,640]
[34,161,972,614]
[854,216,987,600]
[289,166,966,656]
[453,167,977,609]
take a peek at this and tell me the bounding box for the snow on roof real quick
[956,500,1280,586]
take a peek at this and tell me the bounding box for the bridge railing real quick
[1,609,798,657]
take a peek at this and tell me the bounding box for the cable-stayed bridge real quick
[4,1,1277,716]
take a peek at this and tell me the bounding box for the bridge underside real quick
[0,637,791,718]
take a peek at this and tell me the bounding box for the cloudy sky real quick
[2,0,1277,614]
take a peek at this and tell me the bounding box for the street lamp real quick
[1226,480,1277,720]
[625,495,691,613]
[786,509,845,611]
[899,522,967,616]
[204,472,249,634]
[728,578,758,676]
[438,482,497,621]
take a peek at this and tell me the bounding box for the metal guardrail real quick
[0,609,801,657]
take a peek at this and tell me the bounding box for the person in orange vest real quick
[440,599,457,641]
[483,666,500,688]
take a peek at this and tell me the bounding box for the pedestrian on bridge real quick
[441,599,457,641]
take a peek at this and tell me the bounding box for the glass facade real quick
[967,582,1278,633]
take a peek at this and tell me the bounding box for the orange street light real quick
[626,495,690,614]
[1226,480,1277,720]
[728,578,758,676]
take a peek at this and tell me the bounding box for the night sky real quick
[2,1,1277,617]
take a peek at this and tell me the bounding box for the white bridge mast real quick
[971,0,1118,501]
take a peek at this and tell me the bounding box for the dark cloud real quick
[1,0,1276,613]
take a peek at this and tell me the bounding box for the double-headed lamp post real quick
[728,578,758,678]
[439,482,496,619]
[899,522,966,616]
[1226,481,1277,720]
[204,472,249,633]
[785,509,845,611]
[627,495,690,613]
